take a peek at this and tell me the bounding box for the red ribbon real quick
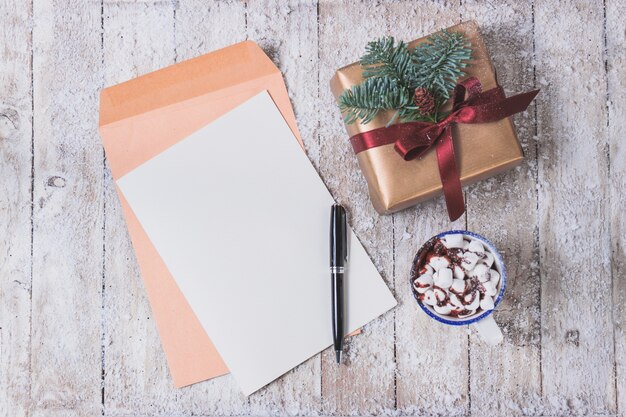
[349,77,539,221]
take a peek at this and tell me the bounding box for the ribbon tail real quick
[436,126,465,221]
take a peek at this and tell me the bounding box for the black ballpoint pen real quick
[330,204,347,364]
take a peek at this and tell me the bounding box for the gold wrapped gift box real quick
[330,21,524,214]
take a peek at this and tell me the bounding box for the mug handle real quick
[471,315,503,345]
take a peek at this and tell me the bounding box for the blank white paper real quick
[117,91,397,395]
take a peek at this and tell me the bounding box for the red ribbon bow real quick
[349,77,539,221]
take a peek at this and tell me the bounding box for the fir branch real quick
[338,30,472,125]
[398,107,435,123]
[411,30,472,103]
[360,37,415,85]
[338,77,412,125]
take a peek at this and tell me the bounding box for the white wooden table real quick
[1,1,624,416]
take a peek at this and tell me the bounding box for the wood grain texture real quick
[461,1,542,415]
[535,0,616,414]
[30,1,104,416]
[606,0,626,414]
[318,2,396,414]
[0,1,33,417]
[101,3,180,416]
[1,0,625,416]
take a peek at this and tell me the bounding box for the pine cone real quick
[413,88,436,116]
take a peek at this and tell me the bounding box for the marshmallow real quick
[480,296,495,311]
[434,287,448,304]
[433,268,453,289]
[483,280,498,297]
[458,310,476,319]
[464,290,480,310]
[422,289,436,306]
[482,252,495,268]
[413,274,433,293]
[415,273,433,286]
[471,264,491,283]
[462,252,480,271]
[449,292,464,308]
[490,269,501,287]
[444,234,465,249]
[434,303,453,315]
[468,239,485,253]
[450,278,466,294]
[419,264,434,275]
[429,255,450,271]
[453,265,465,280]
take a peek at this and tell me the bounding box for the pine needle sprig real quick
[338,77,412,124]
[360,37,415,86]
[337,30,472,125]
[411,30,472,104]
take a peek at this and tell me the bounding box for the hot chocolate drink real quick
[411,234,501,318]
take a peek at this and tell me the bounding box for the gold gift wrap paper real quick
[330,21,524,214]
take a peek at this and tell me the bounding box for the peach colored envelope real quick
[98,41,303,388]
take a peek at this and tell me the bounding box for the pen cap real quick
[330,204,347,267]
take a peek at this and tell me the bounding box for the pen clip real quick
[330,204,348,267]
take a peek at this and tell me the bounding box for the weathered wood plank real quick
[386,6,470,416]
[535,0,616,414]
[247,0,322,169]
[0,1,33,416]
[174,0,246,63]
[101,2,186,416]
[30,0,104,416]
[244,1,322,414]
[460,1,543,415]
[173,1,249,413]
[317,1,397,414]
[0,1,622,416]
[606,0,626,414]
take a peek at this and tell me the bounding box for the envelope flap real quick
[99,40,279,127]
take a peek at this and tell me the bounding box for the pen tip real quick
[335,350,342,364]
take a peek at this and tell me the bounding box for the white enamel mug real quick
[410,230,506,345]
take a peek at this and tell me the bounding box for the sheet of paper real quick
[117,91,397,395]
[100,40,304,387]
